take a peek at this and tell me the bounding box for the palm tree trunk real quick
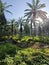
[11,22,14,37]
[33,14,36,36]
[0,13,7,25]
[19,23,22,38]
[30,20,32,36]
[34,20,36,36]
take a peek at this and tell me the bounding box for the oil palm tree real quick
[11,19,16,37]
[17,17,25,38]
[24,0,47,36]
[0,0,12,25]
[0,0,12,37]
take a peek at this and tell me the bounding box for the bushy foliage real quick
[0,43,49,65]
[13,34,19,40]
[21,36,32,42]
[13,48,49,65]
[12,35,49,48]
[0,43,19,60]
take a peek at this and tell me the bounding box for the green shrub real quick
[5,43,17,57]
[20,62,27,65]
[12,34,19,40]
[21,36,33,42]
[4,55,14,65]
[13,48,49,65]
[0,43,19,59]
[0,45,7,60]
[34,36,40,41]
[0,44,49,65]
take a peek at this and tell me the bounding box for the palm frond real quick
[25,9,31,11]
[27,2,33,9]
[37,10,47,14]
[38,4,45,9]
[5,10,12,14]
[24,12,31,15]
[24,14,29,17]
[32,0,35,6]
[24,12,31,17]
[37,10,47,19]
[5,5,12,9]
[25,13,32,22]
[36,0,40,6]
[27,14,32,19]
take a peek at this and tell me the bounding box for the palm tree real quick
[24,0,47,36]
[0,0,12,25]
[24,23,30,35]
[11,19,15,36]
[17,17,25,38]
[0,0,12,37]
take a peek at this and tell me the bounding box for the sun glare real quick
[36,17,43,23]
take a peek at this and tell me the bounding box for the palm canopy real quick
[24,0,47,20]
[0,0,12,15]
[24,0,47,36]
[0,0,12,25]
[17,17,26,26]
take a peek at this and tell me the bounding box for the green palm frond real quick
[32,0,35,6]
[38,4,45,9]
[25,9,31,11]
[5,5,12,9]
[24,12,31,15]
[27,3,33,9]
[24,14,29,17]
[24,12,31,17]
[27,14,32,19]
[0,0,12,15]
[24,14,30,18]
[17,17,25,26]
[36,0,40,6]
[5,10,13,14]
[24,0,46,21]
[25,13,32,21]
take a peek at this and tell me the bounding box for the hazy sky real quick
[2,0,49,21]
